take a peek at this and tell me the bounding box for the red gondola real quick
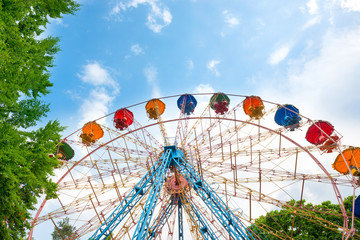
[305,121,334,145]
[114,108,134,130]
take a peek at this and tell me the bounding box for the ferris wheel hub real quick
[165,175,189,195]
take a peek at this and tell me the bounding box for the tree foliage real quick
[0,0,79,239]
[51,217,76,240]
[249,196,360,239]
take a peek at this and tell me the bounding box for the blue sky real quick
[43,0,360,146]
[32,0,360,238]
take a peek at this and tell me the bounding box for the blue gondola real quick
[177,94,197,115]
[351,195,360,218]
[274,104,301,130]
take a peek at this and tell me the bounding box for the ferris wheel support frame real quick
[90,144,255,240]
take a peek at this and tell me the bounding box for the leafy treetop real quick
[248,196,360,240]
[0,0,79,239]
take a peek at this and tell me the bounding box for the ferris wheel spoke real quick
[130,118,163,148]
[64,158,148,176]
[187,106,278,153]
[199,125,319,173]
[156,116,170,145]
[198,142,351,186]
[208,172,354,233]
[175,94,192,146]
[179,104,214,147]
[181,199,202,239]
[205,172,286,206]
[72,199,121,237]
[36,195,119,226]
[291,208,360,238]
[57,157,145,192]
[188,124,281,172]
[113,196,152,240]
[187,194,229,239]
[193,107,306,158]
[40,173,142,227]
[250,198,359,240]
[58,173,141,191]
[73,186,150,238]
[207,168,299,203]
[147,195,175,239]
[206,164,350,186]
[179,193,219,239]
[165,208,177,240]
[102,125,160,157]
[185,102,243,148]
[253,222,290,240]
[66,139,152,162]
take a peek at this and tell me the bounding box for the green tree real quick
[51,217,76,240]
[249,196,360,239]
[0,0,79,239]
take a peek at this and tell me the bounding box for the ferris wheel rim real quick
[28,93,356,240]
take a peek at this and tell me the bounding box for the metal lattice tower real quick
[89,145,254,240]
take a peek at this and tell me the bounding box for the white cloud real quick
[207,60,221,77]
[144,65,157,84]
[222,10,239,27]
[194,84,215,94]
[77,62,120,126]
[79,88,114,126]
[77,62,118,91]
[302,16,320,30]
[110,0,172,33]
[306,0,319,15]
[146,3,172,33]
[130,44,144,55]
[144,65,161,97]
[48,17,69,28]
[50,18,63,25]
[110,2,126,16]
[268,45,291,65]
[260,27,360,145]
[187,60,194,71]
[341,0,360,12]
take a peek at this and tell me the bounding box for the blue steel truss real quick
[89,146,255,240]
[132,150,172,240]
[178,199,183,240]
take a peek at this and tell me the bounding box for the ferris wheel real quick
[28,93,360,240]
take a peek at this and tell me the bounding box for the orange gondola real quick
[145,99,166,120]
[333,147,360,175]
[80,122,104,145]
[243,96,264,119]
